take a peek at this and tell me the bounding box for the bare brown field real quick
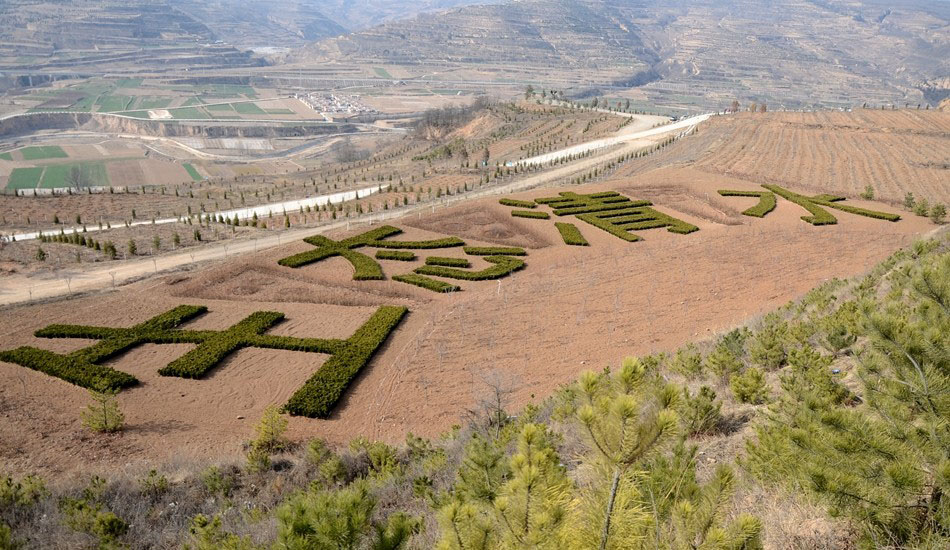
[405,206,554,248]
[617,109,950,205]
[0,169,934,477]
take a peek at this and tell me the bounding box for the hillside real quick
[2,94,950,548]
[0,0,497,61]
[614,108,950,204]
[300,0,950,111]
[2,108,943,475]
[2,199,947,549]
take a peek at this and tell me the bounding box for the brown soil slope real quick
[617,109,950,205]
[0,111,942,478]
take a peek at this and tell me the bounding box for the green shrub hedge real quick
[817,200,900,222]
[511,210,550,219]
[763,185,837,225]
[499,198,536,208]
[555,222,589,246]
[654,210,700,234]
[278,226,464,279]
[348,250,387,280]
[35,305,209,366]
[425,257,471,267]
[284,306,408,418]
[368,237,465,249]
[415,255,525,281]
[375,250,416,261]
[718,190,777,218]
[0,347,137,391]
[534,191,651,216]
[576,205,699,239]
[597,209,656,222]
[577,213,642,242]
[158,311,286,378]
[618,220,670,231]
[530,191,699,240]
[392,273,461,293]
[3,304,408,418]
[463,246,527,256]
[720,185,899,224]
[554,200,652,217]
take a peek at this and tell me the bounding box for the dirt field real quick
[617,109,950,205]
[0,171,934,477]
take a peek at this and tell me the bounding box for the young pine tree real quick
[183,515,260,550]
[558,359,680,550]
[438,423,570,550]
[729,367,769,404]
[746,249,950,548]
[559,359,762,550]
[747,313,787,370]
[80,389,124,433]
[277,480,418,550]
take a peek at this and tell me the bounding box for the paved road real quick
[518,112,713,166]
[5,183,390,242]
[0,109,403,132]
[0,114,715,306]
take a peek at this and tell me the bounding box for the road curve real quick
[518,113,713,166]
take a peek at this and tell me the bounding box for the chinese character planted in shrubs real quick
[718,184,900,225]
[0,305,407,418]
[499,191,698,244]
[277,225,464,280]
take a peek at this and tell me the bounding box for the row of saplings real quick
[2,238,947,549]
[33,230,204,262]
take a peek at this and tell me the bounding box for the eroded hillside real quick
[301,0,950,110]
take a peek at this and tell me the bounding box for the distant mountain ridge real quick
[171,0,502,46]
[299,0,950,110]
[0,0,498,54]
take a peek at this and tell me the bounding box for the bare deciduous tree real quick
[66,166,84,189]
[466,369,520,438]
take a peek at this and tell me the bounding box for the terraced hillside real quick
[0,0,261,75]
[0,0,497,70]
[302,0,950,111]
[613,109,950,205]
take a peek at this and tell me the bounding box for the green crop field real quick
[96,95,134,112]
[206,103,235,112]
[120,111,151,119]
[170,107,210,119]
[183,163,203,181]
[6,167,44,190]
[62,81,116,111]
[266,109,295,115]
[233,102,267,115]
[38,163,109,189]
[374,67,394,79]
[20,146,68,160]
[136,97,173,109]
[70,95,97,111]
[38,164,69,188]
[195,84,257,98]
[0,152,12,161]
[115,78,143,88]
[181,97,204,106]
